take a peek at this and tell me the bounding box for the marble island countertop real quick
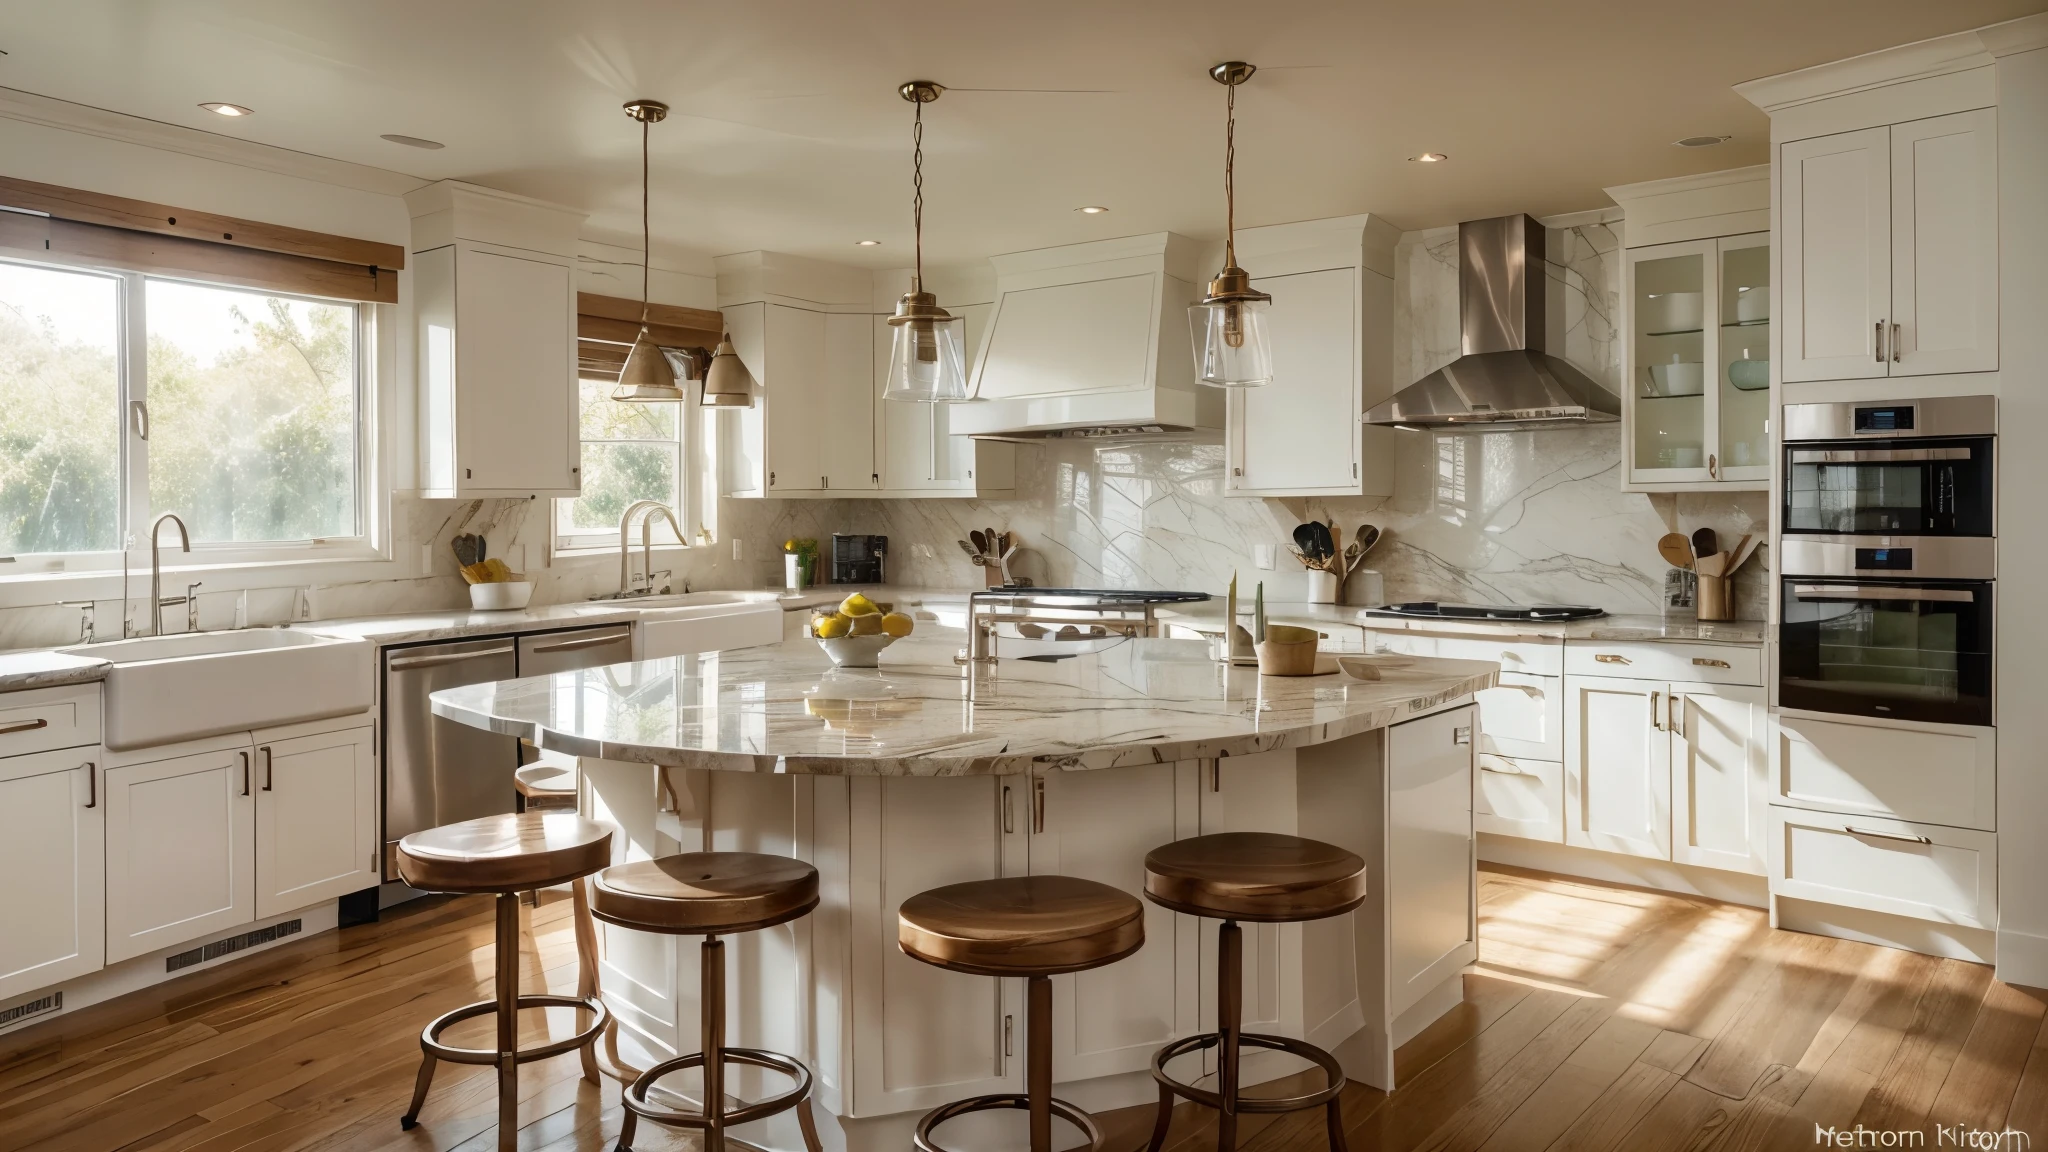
[0,649,112,692]
[429,631,1498,777]
[1156,602,1766,646]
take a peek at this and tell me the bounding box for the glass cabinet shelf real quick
[1624,231,1770,490]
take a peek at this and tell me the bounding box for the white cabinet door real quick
[822,311,875,491]
[1033,764,1183,1082]
[1476,672,1563,762]
[850,775,1019,1117]
[1780,127,1891,383]
[1890,108,1998,376]
[455,245,578,493]
[1200,752,1298,1044]
[105,745,256,963]
[765,305,826,494]
[0,749,103,1001]
[255,727,376,918]
[934,302,996,490]
[1563,675,1671,860]
[1474,755,1563,843]
[1670,684,1768,876]
[1386,706,1477,1020]
[875,314,937,491]
[1229,267,1357,495]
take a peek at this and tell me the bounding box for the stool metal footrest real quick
[1151,1030,1345,1114]
[914,1092,1106,1152]
[419,993,611,1066]
[622,1046,814,1130]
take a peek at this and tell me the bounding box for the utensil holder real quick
[1697,574,1733,622]
[1256,625,1320,676]
[1305,569,1340,605]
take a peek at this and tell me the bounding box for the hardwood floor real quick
[2,866,2042,1152]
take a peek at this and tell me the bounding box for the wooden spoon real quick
[1657,533,1694,570]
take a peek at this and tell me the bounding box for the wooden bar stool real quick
[898,875,1146,1152]
[395,812,614,1151]
[1141,832,1367,1152]
[514,759,577,812]
[590,852,825,1152]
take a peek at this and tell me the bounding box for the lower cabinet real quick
[255,727,377,918]
[1670,686,1768,875]
[0,749,103,1001]
[1387,706,1478,1020]
[1768,807,1997,929]
[105,745,257,964]
[1475,754,1564,843]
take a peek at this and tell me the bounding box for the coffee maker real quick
[830,534,887,584]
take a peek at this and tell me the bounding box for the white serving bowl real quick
[1645,361,1705,397]
[1641,291,1703,333]
[470,581,534,611]
[1735,285,1771,323]
[818,633,896,668]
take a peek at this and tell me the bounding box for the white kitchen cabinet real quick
[1226,216,1399,498]
[254,726,376,918]
[822,311,877,491]
[1477,671,1563,762]
[1780,109,1997,382]
[0,748,103,1001]
[104,744,256,964]
[1563,675,1671,860]
[1201,752,1299,1045]
[1769,807,1997,930]
[1386,706,1477,1020]
[1033,764,1185,1082]
[1622,233,1771,489]
[1475,754,1563,843]
[874,304,1016,497]
[1670,684,1769,876]
[408,181,585,499]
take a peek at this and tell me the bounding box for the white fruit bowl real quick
[817,634,897,668]
[470,581,535,611]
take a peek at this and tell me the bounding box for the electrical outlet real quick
[419,543,434,574]
[1254,544,1277,571]
[732,537,744,562]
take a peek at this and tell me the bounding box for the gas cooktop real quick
[972,588,1212,604]
[1365,602,1606,622]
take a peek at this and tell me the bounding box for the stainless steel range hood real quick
[1365,215,1619,429]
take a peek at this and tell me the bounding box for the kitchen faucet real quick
[612,500,684,598]
[149,512,190,636]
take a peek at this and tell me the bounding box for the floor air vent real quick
[166,919,302,973]
[0,991,61,1030]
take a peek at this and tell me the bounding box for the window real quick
[554,374,713,552]
[0,256,364,564]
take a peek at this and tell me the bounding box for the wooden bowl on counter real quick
[1255,625,1320,676]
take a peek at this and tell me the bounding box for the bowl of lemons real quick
[810,593,915,668]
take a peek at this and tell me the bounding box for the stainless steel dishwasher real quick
[514,625,635,764]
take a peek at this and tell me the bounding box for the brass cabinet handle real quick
[1032,776,1046,834]
[1478,760,1525,776]
[1708,454,1719,480]
[1669,693,1681,737]
[1594,654,1629,665]
[240,750,251,797]
[1845,825,1932,846]
[1650,691,1662,731]
[83,761,96,809]
[1453,725,1472,746]
[1891,321,1902,363]
[1691,657,1731,668]
[1002,785,1014,834]
[0,717,50,736]
[1875,320,1886,363]
[261,746,274,792]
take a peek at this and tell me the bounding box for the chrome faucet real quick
[614,499,664,597]
[149,513,190,636]
[636,505,685,595]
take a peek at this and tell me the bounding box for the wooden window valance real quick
[0,175,404,304]
[575,291,725,379]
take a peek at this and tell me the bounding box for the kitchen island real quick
[432,632,1497,1152]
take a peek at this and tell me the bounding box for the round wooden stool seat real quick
[1143,832,1366,922]
[396,812,612,894]
[514,761,575,798]
[591,853,820,936]
[899,875,1144,978]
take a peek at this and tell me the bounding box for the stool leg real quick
[496,891,520,1152]
[615,1106,638,1152]
[797,1094,825,1152]
[572,877,602,1085]
[704,935,727,1152]
[1217,920,1242,1152]
[1144,1079,1175,1152]
[1326,1094,1350,1152]
[399,1050,437,1130]
[1027,973,1052,1152]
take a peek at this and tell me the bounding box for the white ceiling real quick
[2,1,2041,270]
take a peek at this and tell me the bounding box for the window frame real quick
[549,371,716,558]
[0,250,379,577]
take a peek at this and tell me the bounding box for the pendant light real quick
[699,332,757,406]
[881,80,971,404]
[1187,62,1275,389]
[612,99,689,403]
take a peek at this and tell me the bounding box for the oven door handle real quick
[1790,584,1975,603]
[1787,447,1975,464]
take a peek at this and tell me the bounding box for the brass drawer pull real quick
[1478,761,1526,776]
[1845,825,1932,846]
[1594,654,1629,665]
[0,717,51,736]
[1691,657,1731,669]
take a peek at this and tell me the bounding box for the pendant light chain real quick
[640,115,651,322]
[1224,78,1237,268]
[912,98,925,291]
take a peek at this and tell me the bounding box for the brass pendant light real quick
[881,80,971,404]
[1187,61,1275,389]
[698,333,757,406]
[612,99,689,403]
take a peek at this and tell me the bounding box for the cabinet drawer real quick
[0,683,101,758]
[1565,642,1760,686]
[1774,714,1994,831]
[1477,673,1562,761]
[1366,630,1562,676]
[1475,755,1562,843]
[1768,807,1995,929]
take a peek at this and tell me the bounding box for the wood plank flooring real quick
[2,865,2043,1152]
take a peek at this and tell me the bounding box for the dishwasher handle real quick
[523,631,631,655]
[387,645,517,671]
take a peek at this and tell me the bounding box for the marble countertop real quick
[1159,601,1766,646]
[429,631,1498,777]
[0,650,111,692]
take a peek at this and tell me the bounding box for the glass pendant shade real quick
[1189,267,1275,388]
[699,336,756,407]
[881,292,969,402]
[611,327,688,402]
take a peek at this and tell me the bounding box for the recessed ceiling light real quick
[199,102,253,118]
[1076,205,1109,214]
[380,133,445,150]
[1408,152,1447,163]
[1675,135,1732,148]
[855,239,882,246]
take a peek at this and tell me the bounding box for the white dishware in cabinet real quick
[1622,233,1771,489]
[0,748,103,1001]
[104,745,256,964]
[253,727,376,918]
[1563,675,1671,860]
[1779,108,1998,383]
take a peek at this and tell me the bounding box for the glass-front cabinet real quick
[1624,233,1770,490]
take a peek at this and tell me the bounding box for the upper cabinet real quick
[406,181,585,498]
[1780,110,1998,382]
[1225,215,1399,498]
[1608,167,1771,491]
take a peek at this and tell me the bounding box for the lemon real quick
[838,592,880,617]
[848,611,885,636]
[880,612,914,638]
[813,613,852,639]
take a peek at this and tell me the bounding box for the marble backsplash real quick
[0,217,1770,650]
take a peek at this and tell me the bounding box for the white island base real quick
[579,699,1478,1152]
